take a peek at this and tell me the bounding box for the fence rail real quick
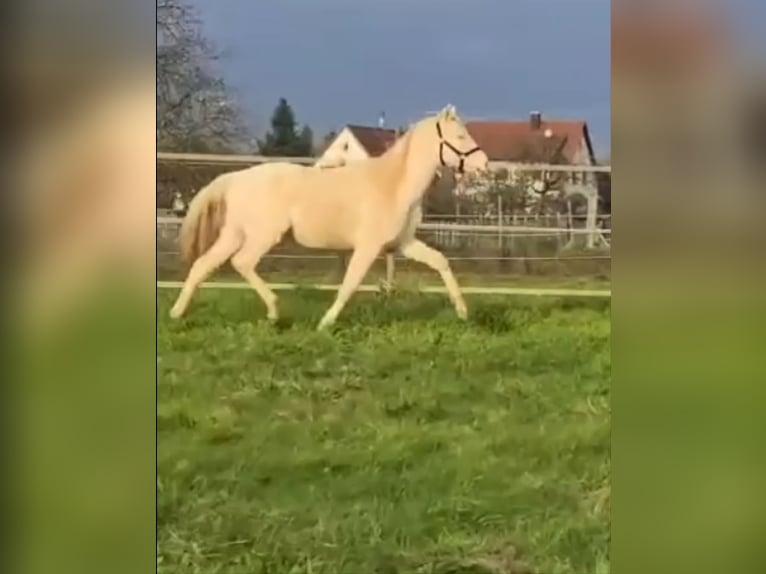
[157,151,611,173]
[157,216,611,293]
[155,215,609,236]
[156,152,611,295]
[157,280,611,298]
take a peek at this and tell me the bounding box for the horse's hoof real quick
[169,307,183,320]
[456,305,468,320]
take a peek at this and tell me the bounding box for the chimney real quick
[530,111,542,130]
[378,111,386,128]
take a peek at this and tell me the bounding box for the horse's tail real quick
[179,175,229,267]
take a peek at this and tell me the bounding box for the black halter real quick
[436,121,482,173]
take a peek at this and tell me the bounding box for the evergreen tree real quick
[258,98,313,156]
[324,130,338,144]
[319,130,338,154]
[298,125,314,156]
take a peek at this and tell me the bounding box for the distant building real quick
[315,124,398,167]
[466,112,597,166]
[464,112,603,201]
[319,113,597,167]
[464,113,608,241]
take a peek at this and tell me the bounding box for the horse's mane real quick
[368,121,420,188]
[315,115,435,195]
[383,125,414,156]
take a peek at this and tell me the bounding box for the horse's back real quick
[222,160,401,249]
[225,162,306,203]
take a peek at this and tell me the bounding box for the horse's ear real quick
[442,104,457,120]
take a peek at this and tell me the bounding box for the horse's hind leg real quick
[317,244,380,330]
[169,227,241,319]
[230,236,281,322]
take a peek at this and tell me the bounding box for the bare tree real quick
[157,0,249,152]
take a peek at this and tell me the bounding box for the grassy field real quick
[157,251,611,290]
[157,260,612,292]
[157,288,611,574]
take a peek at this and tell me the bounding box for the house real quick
[319,112,596,167]
[315,124,398,167]
[466,112,597,166]
[465,112,603,200]
[464,113,608,246]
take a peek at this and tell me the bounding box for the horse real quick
[169,105,489,329]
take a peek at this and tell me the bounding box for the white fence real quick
[157,216,611,298]
[156,152,611,297]
[157,280,611,299]
[157,152,612,173]
[156,215,609,237]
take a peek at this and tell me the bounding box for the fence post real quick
[565,201,575,250]
[497,194,503,250]
[585,189,598,249]
[384,252,396,292]
[335,252,348,282]
[510,212,517,260]
[555,212,564,250]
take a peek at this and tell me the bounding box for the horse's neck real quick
[392,123,439,207]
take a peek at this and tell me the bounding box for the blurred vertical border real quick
[613,1,766,574]
[4,2,156,574]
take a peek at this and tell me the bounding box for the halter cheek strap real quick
[436,122,482,173]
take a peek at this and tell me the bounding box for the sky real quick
[192,0,611,156]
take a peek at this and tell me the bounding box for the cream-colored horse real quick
[169,105,488,329]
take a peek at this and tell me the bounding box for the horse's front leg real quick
[399,238,468,320]
[317,244,381,330]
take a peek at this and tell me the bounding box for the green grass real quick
[157,263,612,292]
[157,255,611,291]
[157,288,611,574]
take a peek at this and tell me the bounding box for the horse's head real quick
[432,105,488,175]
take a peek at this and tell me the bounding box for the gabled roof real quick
[346,125,397,157]
[466,119,596,164]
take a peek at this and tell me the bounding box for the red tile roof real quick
[346,125,398,157]
[466,120,596,164]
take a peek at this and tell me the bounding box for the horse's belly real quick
[291,219,355,250]
[293,231,353,250]
[294,213,409,250]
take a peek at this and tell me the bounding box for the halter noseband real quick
[436,121,482,173]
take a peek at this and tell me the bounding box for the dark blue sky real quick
[193,0,611,156]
